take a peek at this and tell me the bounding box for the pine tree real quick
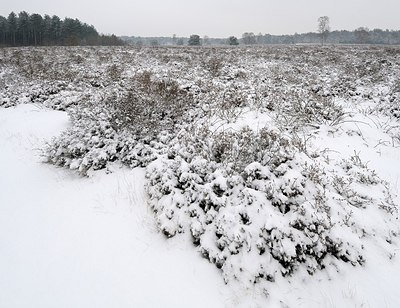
[30,13,43,45]
[51,15,62,44]
[18,11,30,45]
[7,12,17,46]
[0,11,124,46]
[0,16,7,45]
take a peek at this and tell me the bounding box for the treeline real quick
[242,29,400,45]
[122,28,400,47]
[121,35,228,47]
[0,11,125,47]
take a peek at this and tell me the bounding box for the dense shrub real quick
[146,129,398,288]
[2,46,399,293]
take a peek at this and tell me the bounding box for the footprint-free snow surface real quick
[1,104,400,308]
[0,104,228,308]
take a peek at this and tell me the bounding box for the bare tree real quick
[318,16,330,45]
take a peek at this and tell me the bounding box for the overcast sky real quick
[1,0,399,37]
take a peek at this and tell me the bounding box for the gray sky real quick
[1,0,399,37]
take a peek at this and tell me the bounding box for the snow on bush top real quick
[2,45,399,294]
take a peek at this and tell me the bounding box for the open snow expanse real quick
[1,46,400,307]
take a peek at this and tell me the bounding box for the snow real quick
[1,45,400,307]
[2,103,400,308]
[0,104,228,308]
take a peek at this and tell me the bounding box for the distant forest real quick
[1,11,399,48]
[123,28,400,46]
[0,11,125,47]
[244,29,400,45]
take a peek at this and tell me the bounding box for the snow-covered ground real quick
[1,46,400,307]
[1,103,400,308]
[0,104,229,308]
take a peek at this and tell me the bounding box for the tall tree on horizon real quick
[51,15,62,44]
[42,14,52,45]
[18,11,30,45]
[318,16,330,45]
[30,13,43,45]
[7,12,17,46]
[0,16,7,44]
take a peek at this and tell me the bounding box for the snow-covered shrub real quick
[202,55,224,77]
[0,79,84,110]
[3,46,400,295]
[146,126,399,290]
[44,99,165,175]
[45,102,119,174]
[384,81,400,119]
[44,68,202,175]
[211,83,248,123]
[109,72,198,137]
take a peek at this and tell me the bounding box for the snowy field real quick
[1,46,400,307]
